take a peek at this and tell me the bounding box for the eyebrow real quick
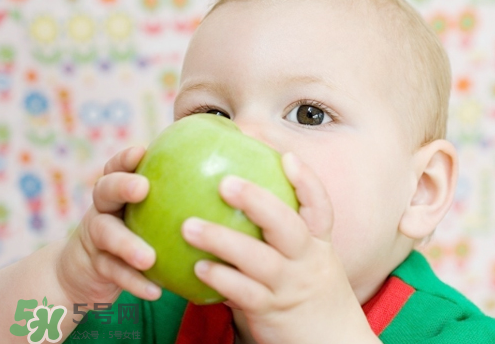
[175,81,233,109]
[175,74,357,110]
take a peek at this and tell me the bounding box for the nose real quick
[233,117,282,153]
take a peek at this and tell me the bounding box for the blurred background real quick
[0,0,494,316]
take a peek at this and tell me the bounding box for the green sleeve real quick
[380,290,495,343]
[381,251,495,343]
[417,316,495,344]
[65,289,188,343]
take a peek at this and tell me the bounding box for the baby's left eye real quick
[285,104,333,126]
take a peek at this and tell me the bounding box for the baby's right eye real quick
[184,104,231,120]
[206,109,231,119]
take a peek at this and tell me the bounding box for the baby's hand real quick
[181,153,380,344]
[57,147,162,312]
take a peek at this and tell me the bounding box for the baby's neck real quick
[232,309,258,344]
[234,331,250,344]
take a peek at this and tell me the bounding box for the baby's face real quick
[174,0,415,302]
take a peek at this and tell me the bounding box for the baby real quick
[2,0,495,343]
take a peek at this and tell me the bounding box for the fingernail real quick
[126,146,145,163]
[127,178,145,195]
[195,260,210,276]
[283,152,301,177]
[146,284,161,298]
[183,217,205,238]
[131,146,145,157]
[222,176,244,197]
[127,180,139,195]
[134,249,150,265]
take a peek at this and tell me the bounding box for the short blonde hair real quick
[203,0,452,153]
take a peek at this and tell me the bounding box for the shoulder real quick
[379,251,495,343]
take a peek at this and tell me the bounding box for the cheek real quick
[310,147,374,225]
[320,163,376,247]
[309,144,403,265]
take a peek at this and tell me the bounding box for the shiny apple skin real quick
[124,114,299,305]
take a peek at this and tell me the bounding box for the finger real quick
[182,217,284,290]
[103,146,146,175]
[92,250,162,301]
[282,152,334,242]
[193,260,272,313]
[89,212,156,271]
[93,172,149,214]
[219,175,310,259]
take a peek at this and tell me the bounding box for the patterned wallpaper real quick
[0,0,494,316]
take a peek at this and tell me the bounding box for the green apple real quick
[124,114,299,305]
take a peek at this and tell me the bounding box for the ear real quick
[398,139,458,240]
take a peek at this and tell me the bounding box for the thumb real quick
[281,152,334,242]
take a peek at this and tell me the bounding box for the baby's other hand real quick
[182,152,380,344]
[57,147,162,312]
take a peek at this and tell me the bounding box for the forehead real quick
[184,1,393,88]
[179,0,400,120]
